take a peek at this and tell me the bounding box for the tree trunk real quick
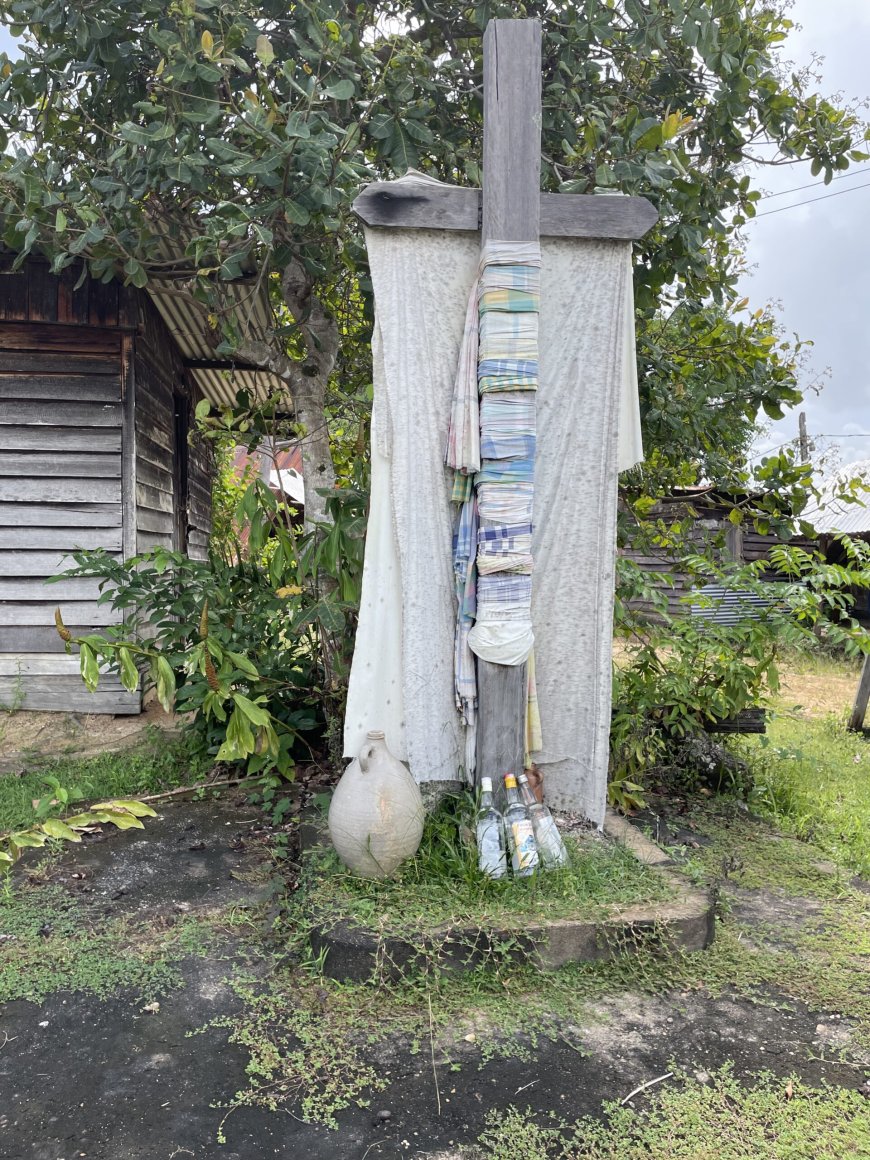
[295,378,336,527]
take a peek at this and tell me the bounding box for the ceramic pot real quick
[328,731,424,878]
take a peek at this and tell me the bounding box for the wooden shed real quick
[0,257,280,713]
[622,486,816,621]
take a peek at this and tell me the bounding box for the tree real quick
[0,0,865,517]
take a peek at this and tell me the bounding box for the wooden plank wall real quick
[0,320,140,712]
[133,296,212,558]
[623,498,816,621]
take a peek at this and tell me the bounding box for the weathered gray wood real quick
[136,429,175,469]
[0,601,120,626]
[0,549,120,577]
[135,481,174,514]
[135,456,174,492]
[474,19,541,791]
[0,526,122,551]
[352,187,658,241]
[0,425,122,453]
[0,653,82,675]
[0,502,121,528]
[0,624,109,652]
[0,401,122,427]
[136,530,174,552]
[136,507,175,535]
[0,351,118,376]
[0,678,140,713]
[0,375,121,402]
[0,577,104,601]
[0,321,122,353]
[0,452,121,478]
[0,478,121,504]
[476,659,527,791]
[121,333,137,563]
[848,653,870,732]
[482,19,541,242]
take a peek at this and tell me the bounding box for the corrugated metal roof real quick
[145,262,290,409]
[805,460,870,535]
[689,584,773,625]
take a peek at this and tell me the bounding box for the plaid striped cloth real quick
[446,241,543,775]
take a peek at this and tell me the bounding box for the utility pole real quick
[798,411,809,462]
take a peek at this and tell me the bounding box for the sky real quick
[738,0,870,475]
[0,8,867,479]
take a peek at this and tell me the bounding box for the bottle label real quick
[511,819,539,871]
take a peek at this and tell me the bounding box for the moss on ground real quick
[466,1069,870,1159]
[0,876,243,1005]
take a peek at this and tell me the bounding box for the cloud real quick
[740,0,870,477]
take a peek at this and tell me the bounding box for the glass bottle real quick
[503,773,540,877]
[518,772,569,869]
[475,776,507,879]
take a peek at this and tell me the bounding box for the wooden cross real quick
[354,19,657,794]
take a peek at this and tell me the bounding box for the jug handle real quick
[359,743,375,773]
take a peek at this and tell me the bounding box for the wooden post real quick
[848,653,870,732]
[475,20,542,794]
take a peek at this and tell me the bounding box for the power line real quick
[758,165,870,201]
[752,178,870,219]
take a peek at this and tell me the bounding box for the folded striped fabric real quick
[446,240,542,775]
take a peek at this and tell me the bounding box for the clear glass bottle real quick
[503,773,540,877]
[518,772,569,869]
[475,776,507,879]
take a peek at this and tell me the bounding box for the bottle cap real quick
[480,776,493,792]
[517,773,529,783]
[503,773,517,789]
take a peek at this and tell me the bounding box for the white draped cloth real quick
[343,222,643,825]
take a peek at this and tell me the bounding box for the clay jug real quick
[328,731,424,878]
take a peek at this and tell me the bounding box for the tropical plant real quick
[610,536,870,805]
[51,473,365,779]
[0,799,157,896]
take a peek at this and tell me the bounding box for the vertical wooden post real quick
[475,20,542,794]
[848,653,870,732]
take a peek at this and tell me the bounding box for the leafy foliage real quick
[52,477,365,779]
[0,798,157,895]
[0,0,865,509]
[610,537,870,804]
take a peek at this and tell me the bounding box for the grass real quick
[737,709,870,876]
[302,792,673,935]
[467,1069,870,1158]
[0,732,203,833]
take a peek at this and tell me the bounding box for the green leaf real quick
[232,693,272,727]
[155,656,176,712]
[79,642,100,692]
[100,799,158,818]
[41,818,83,843]
[323,78,354,101]
[10,830,48,848]
[256,34,274,66]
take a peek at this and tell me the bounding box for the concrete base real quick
[307,810,715,982]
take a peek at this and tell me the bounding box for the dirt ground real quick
[1,798,867,1159]
[0,699,180,771]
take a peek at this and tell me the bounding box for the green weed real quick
[468,1068,870,1158]
[301,793,672,936]
[0,733,201,833]
[738,712,870,874]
